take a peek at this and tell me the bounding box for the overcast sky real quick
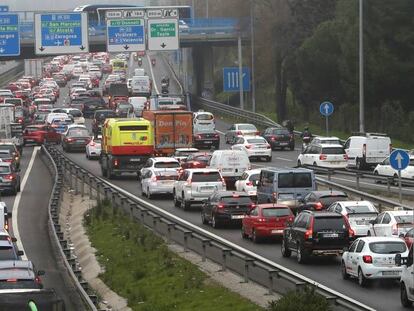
[2,0,178,11]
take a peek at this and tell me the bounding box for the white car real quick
[311,136,342,145]
[341,236,408,287]
[369,210,414,237]
[85,136,102,159]
[225,123,258,144]
[235,169,261,197]
[141,168,179,199]
[374,156,414,180]
[57,108,85,124]
[327,201,378,237]
[398,246,414,307]
[140,157,180,179]
[173,169,226,210]
[297,143,347,168]
[231,136,272,162]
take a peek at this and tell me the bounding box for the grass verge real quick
[85,200,264,311]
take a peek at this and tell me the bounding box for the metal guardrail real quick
[40,146,98,310]
[0,62,24,88]
[43,144,375,311]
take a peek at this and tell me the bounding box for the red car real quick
[242,204,294,243]
[23,125,61,145]
[181,153,212,169]
[401,228,414,249]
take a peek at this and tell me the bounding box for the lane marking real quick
[276,157,293,162]
[216,130,225,135]
[13,147,39,260]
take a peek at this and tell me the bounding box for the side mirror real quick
[11,237,17,242]
[37,270,46,276]
[17,250,24,256]
[395,254,402,267]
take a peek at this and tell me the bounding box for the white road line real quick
[276,157,293,162]
[216,130,225,135]
[12,147,39,260]
[147,54,159,95]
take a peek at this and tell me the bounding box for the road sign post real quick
[0,14,20,57]
[35,12,89,55]
[147,8,179,51]
[319,101,334,136]
[389,150,410,204]
[223,67,251,93]
[0,6,9,13]
[106,10,145,53]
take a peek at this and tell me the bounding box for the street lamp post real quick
[250,0,256,112]
[359,0,365,133]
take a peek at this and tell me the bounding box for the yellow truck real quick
[100,118,154,179]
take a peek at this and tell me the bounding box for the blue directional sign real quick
[107,18,145,52]
[390,150,410,171]
[34,13,89,55]
[223,67,251,92]
[0,6,9,13]
[0,14,19,56]
[320,101,334,117]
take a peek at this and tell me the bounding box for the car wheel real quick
[374,171,381,184]
[201,211,208,225]
[140,184,146,197]
[356,158,364,170]
[281,147,285,151]
[367,231,371,236]
[11,186,17,195]
[17,182,21,192]
[341,261,349,280]
[266,156,272,162]
[173,192,180,207]
[297,160,302,167]
[296,243,308,264]
[241,226,248,239]
[290,144,294,151]
[358,268,368,287]
[401,282,412,307]
[147,187,152,199]
[181,197,190,211]
[281,238,291,257]
[313,162,317,167]
[252,229,260,243]
[211,214,221,229]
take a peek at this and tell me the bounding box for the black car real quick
[62,127,91,152]
[115,102,134,118]
[0,289,65,311]
[0,162,20,195]
[262,127,294,151]
[297,190,349,213]
[281,210,352,263]
[82,98,107,118]
[201,191,255,228]
[92,109,117,137]
[193,132,220,150]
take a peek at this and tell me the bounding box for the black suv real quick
[281,210,353,263]
[201,191,255,228]
[262,127,294,151]
[297,190,348,213]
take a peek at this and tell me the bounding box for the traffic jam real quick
[1,51,414,307]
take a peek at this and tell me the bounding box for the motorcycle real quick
[302,136,311,151]
[151,58,156,66]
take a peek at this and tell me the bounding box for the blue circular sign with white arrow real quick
[389,150,410,171]
[320,101,334,117]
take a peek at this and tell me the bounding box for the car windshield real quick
[0,279,39,289]
[322,147,346,154]
[196,114,213,120]
[192,156,211,163]
[246,138,266,144]
[68,128,89,137]
[313,217,346,231]
[238,124,256,131]
[369,241,406,254]
[221,196,252,205]
[0,246,16,260]
[262,208,292,217]
[345,205,376,214]
[395,215,414,224]
[278,172,313,188]
[154,162,180,169]
[192,172,222,182]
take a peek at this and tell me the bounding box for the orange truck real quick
[100,118,154,179]
[142,110,193,156]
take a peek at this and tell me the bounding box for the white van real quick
[128,97,148,117]
[208,150,250,186]
[193,111,215,133]
[344,133,391,170]
[131,75,151,97]
[134,68,145,76]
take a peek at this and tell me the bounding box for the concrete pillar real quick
[192,44,214,98]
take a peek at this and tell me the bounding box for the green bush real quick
[267,286,331,311]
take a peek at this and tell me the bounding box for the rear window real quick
[0,146,15,153]
[0,246,15,260]
[0,279,38,289]
[238,124,256,131]
[154,162,180,169]
[221,196,252,205]
[321,147,345,154]
[345,205,377,214]
[192,172,222,182]
[313,216,347,231]
[196,114,213,121]
[278,172,313,188]
[320,195,348,206]
[119,126,148,131]
[395,215,414,224]
[69,110,82,117]
[262,208,292,217]
[25,127,44,133]
[155,171,178,180]
[0,166,10,173]
[246,138,267,144]
[68,128,89,137]
[369,241,406,254]
[273,129,290,135]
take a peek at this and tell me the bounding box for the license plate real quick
[279,142,288,146]
[204,141,212,144]
[231,215,244,219]
[272,229,283,234]
[323,233,338,238]
[200,186,214,191]
[25,139,34,142]
[76,140,85,143]
[130,159,142,162]
[382,271,399,276]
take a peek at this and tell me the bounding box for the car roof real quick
[314,136,340,140]
[257,203,291,209]
[310,191,347,198]
[386,210,413,216]
[243,136,266,140]
[0,261,35,280]
[244,169,262,174]
[262,167,313,173]
[303,210,344,218]
[358,236,407,243]
[235,123,256,127]
[0,162,10,167]
[216,191,250,197]
[151,157,179,162]
[337,201,374,206]
[318,143,344,148]
[185,168,219,173]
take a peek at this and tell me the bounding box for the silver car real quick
[141,168,179,199]
[225,123,258,144]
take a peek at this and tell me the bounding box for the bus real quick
[74,4,192,26]
[110,59,128,71]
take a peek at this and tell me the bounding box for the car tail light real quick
[314,202,323,210]
[151,176,158,182]
[4,221,8,231]
[35,276,42,284]
[266,144,271,149]
[392,223,398,235]
[66,138,74,142]
[2,159,12,163]
[363,255,373,264]
[304,217,314,240]
[257,217,267,222]
[236,131,242,135]
[214,133,219,138]
[288,216,294,223]
[113,159,119,167]
[4,175,14,181]
[343,216,355,238]
[196,135,202,139]
[255,131,260,135]
[271,136,276,141]
[319,154,327,160]
[246,181,253,186]
[363,144,366,157]
[6,278,17,283]
[217,203,225,209]
[245,145,252,149]
[343,154,348,160]
[249,203,256,209]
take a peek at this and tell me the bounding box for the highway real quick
[49,53,408,311]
